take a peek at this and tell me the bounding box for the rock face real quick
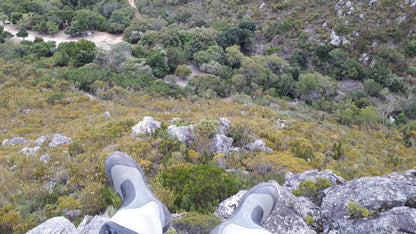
[26,216,77,234]
[283,169,345,191]
[214,190,247,221]
[327,206,416,233]
[2,137,26,145]
[244,139,273,152]
[167,125,193,143]
[321,170,416,233]
[216,117,232,134]
[210,134,233,155]
[49,134,72,147]
[132,116,161,136]
[76,215,110,233]
[20,146,40,156]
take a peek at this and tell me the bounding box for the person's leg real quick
[99,151,171,234]
[210,182,278,234]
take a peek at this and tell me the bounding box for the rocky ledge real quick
[28,169,416,233]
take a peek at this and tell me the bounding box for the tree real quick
[16,28,28,40]
[0,26,13,43]
[146,51,169,77]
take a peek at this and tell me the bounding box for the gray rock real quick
[40,154,50,163]
[167,125,194,143]
[369,0,377,6]
[244,139,273,152]
[214,190,247,221]
[283,169,345,191]
[210,134,233,155]
[104,111,111,116]
[330,30,349,47]
[49,134,72,147]
[20,146,40,156]
[215,181,316,234]
[3,137,26,146]
[65,209,82,220]
[35,136,48,146]
[77,215,110,233]
[216,118,232,134]
[26,216,77,234]
[327,206,416,234]
[132,116,161,136]
[321,170,416,232]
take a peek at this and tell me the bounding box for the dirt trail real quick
[128,0,141,17]
[3,24,124,50]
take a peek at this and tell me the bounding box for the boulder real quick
[20,146,40,156]
[210,134,233,155]
[76,215,110,233]
[327,206,416,233]
[2,137,26,146]
[132,116,161,136]
[216,118,232,134]
[104,111,111,116]
[244,139,273,152]
[214,190,247,221]
[26,216,77,234]
[214,181,317,234]
[283,169,345,191]
[167,125,193,143]
[49,134,72,147]
[330,30,349,47]
[35,136,48,145]
[321,170,416,233]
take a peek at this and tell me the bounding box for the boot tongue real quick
[120,180,136,208]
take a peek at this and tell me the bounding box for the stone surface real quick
[244,139,273,152]
[283,169,345,191]
[20,146,40,156]
[216,117,232,134]
[214,190,247,221]
[321,170,416,232]
[26,216,77,234]
[49,134,72,147]
[76,215,110,233]
[210,134,233,155]
[330,30,349,47]
[327,206,416,234]
[3,137,26,146]
[167,125,193,143]
[104,111,111,116]
[132,116,161,136]
[35,136,48,145]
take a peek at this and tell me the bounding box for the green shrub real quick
[347,202,370,218]
[195,117,219,138]
[173,212,221,234]
[160,164,239,212]
[292,178,332,205]
[305,215,314,225]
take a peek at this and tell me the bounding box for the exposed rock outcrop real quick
[321,170,416,233]
[327,206,416,233]
[2,137,26,146]
[167,125,194,143]
[132,116,161,136]
[49,134,72,147]
[26,216,77,234]
[76,215,110,233]
[244,139,273,152]
[210,134,233,155]
[20,146,40,156]
[216,117,232,134]
[283,169,345,191]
